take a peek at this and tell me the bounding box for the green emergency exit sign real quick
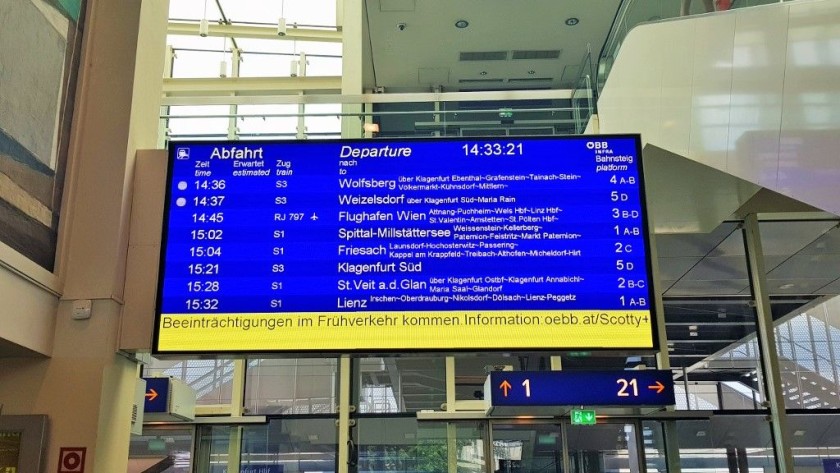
[571,409,596,425]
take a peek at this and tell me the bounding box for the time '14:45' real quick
[193,212,224,223]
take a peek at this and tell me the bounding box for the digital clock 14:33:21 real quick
[462,143,524,156]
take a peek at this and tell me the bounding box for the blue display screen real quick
[155,136,656,353]
[488,370,676,406]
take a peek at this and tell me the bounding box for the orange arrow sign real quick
[145,388,158,401]
[499,380,512,397]
[648,381,665,394]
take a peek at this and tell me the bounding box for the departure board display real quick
[155,136,655,354]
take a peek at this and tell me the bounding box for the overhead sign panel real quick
[155,136,655,353]
[487,370,676,407]
[142,377,170,413]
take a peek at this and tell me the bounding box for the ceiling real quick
[658,218,840,369]
[362,0,622,92]
[659,220,840,298]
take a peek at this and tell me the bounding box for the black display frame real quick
[153,135,659,355]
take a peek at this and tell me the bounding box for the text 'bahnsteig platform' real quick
[155,136,656,353]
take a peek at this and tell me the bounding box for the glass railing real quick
[572,75,595,135]
[569,47,596,134]
[159,95,591,143]
[597,0,792,97]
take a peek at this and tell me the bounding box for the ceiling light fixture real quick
[199,0,210,37]
[565,17,579,26]
[480,71,487,75]
[219,59,228,77]
[278,1,287,36]
[528,70,535,75]
[199,18,209,37]
[779,283,795,289]
[455,19,469,29]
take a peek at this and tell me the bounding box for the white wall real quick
[597,0,840,216]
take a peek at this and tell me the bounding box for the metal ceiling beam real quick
[414,119,578,128]
[666,322,754,326]
[168,21,342,42]
[161,107,578,119]
[162,76,342,97]
[161,89,574,106]
[211,0,239,50]
[673,372,753,382]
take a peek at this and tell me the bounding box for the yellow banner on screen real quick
[157,310,655,352]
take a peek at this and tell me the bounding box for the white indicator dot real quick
[177,181,188,190]
[175,197,187,207]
